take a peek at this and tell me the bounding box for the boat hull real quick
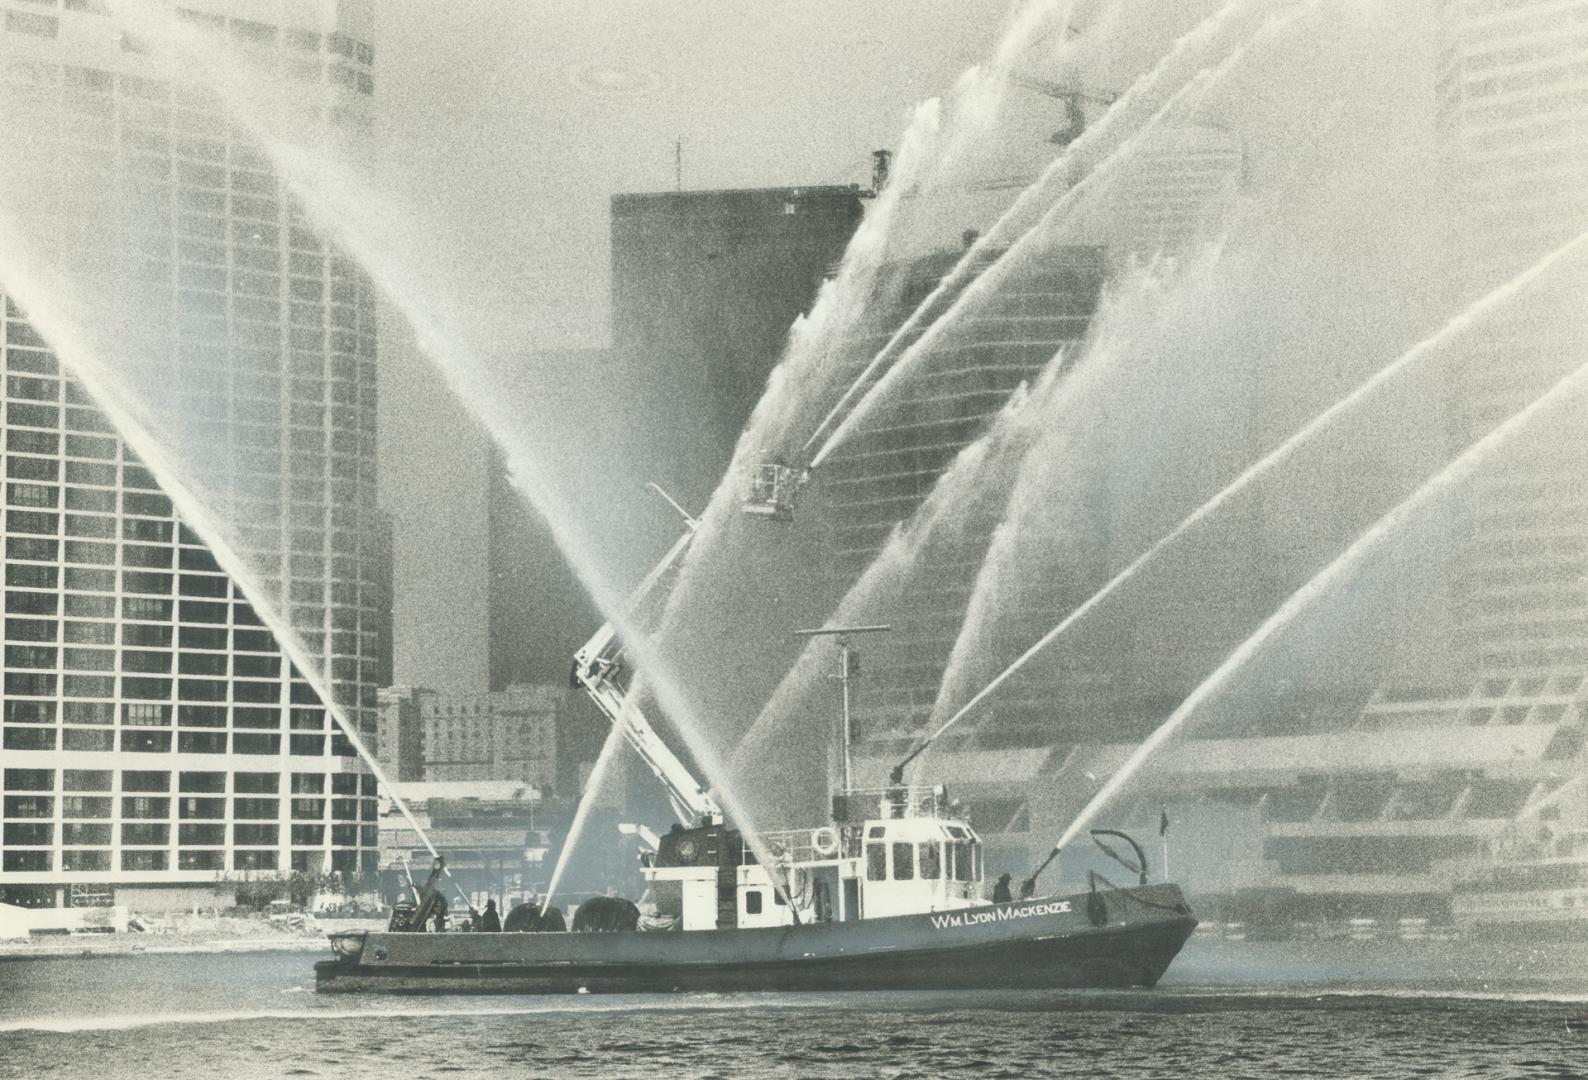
[316,884,1196,995]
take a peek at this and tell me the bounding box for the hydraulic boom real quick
[571,503,722,827]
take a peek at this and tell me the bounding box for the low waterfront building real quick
[377,780,556,911]
[417,683,564,793]
[861,695,1586,928]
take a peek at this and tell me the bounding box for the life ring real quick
[811,826,840,858]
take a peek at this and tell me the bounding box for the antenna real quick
[646,482,697,529]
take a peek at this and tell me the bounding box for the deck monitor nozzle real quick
[743,460,812,521]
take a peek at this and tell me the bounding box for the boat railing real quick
[835,784,948,822]
[744,785,951,864]
[745,825,848,865]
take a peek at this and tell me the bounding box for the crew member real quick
[481,898,502,932]
[388,896,416,931]
[993,873,1013,904]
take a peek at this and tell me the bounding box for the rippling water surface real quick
[2,941,1584,1079]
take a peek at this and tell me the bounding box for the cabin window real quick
[953,841,975,882]
[745,890,763,915]
[892,842,915,881]
[919,841,942,880]
[866,844,886,881]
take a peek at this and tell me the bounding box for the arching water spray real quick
[924,225,1588,750]
[636,5,1300,841]
[540,724,626,916]
[670,3,1323,832]
[108,7,772,858]
[806,47,1249,469]
[738,97,945,462]
[903,250,1221,782]
[799,0,1298,465]
[643,2,1292,784]
[730,371,1057,778]
[1055,352,1588,851]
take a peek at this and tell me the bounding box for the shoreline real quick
[0,935,331,962]
[0,917,386,962]
[9,924,1586,978]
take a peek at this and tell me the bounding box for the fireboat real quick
[315,482,1196,994]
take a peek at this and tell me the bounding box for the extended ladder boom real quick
[572,524,722,826]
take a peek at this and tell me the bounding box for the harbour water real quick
[2,939,1583,1079]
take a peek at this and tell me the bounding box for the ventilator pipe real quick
[1089,828,1149,886]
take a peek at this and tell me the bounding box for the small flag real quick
[1159,809,1170,837]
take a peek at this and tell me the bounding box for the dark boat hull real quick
[316,884,1196,995]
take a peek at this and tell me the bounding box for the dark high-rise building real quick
[486,437,600,693]
[487,188,864,693]
[609,185,866,508]
[480,188,864,811]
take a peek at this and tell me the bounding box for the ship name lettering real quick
[928,900,1072,930]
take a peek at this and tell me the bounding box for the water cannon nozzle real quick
[742,460,812,521]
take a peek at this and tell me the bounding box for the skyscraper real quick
[1436,0,1588,681]
[608,185,866,509]
[486,188,865,695]
[824,244,1107,739]
[1,1,384,910]
[479,190,864,810]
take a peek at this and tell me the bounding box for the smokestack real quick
[871,149,892,195]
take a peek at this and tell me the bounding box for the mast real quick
[793,624,890,793]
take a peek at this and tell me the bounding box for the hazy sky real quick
[373,0,1016,348]
[373,1,1020,690]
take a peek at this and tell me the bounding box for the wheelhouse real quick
[859,816,984,919]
